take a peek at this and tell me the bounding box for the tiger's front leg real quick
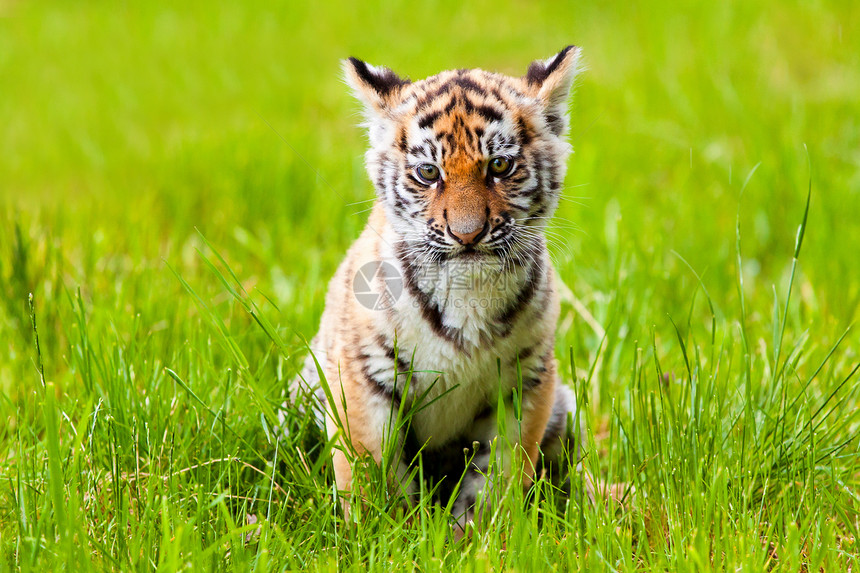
[451,355,558,536]
[324,357,416,521]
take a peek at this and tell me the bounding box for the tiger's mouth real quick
[450,243,506,262]
[454,248,487,261]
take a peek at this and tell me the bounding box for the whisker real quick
[351,206,377,216]
[346,197,377,207]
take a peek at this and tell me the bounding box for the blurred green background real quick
[1,1,859,568]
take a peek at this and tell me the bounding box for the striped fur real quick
[292,46,583,533]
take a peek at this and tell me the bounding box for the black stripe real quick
[395,243,466,351]
[516,177,541,199]
[348,57,411,95]
[443,96,458,114]
[392,191,406,216]
[377,334,411,377]
[440,132,457,157]
[545,113,563,135]
[402,179,426,197]
[353,329,399,402]
[484,83,509,102]
[525,45,576,87]
[386,164,403,215]
[417,109,442,129]
[415,82,453,109]
[415,74,504,114]
[461,96,473,115]
[495,257,542,336]
[521,376,543,391]
[530,160,545,197]
[473,127,485,157]
[472,402,494,422]
[373,152,389,193]
[509,170,530,186]
[489,133,515,150]
[516,116,533,145]
[548,46,577,74]
[451,76,489,97]
[361,362,399,402]
[521,349,552,391]
[529,202,547,220]
[398,127,409,152]
[467,100,503,123]
[517,344,537,361]
[463,127,476,150]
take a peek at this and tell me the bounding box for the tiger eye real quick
[416,163,440,183]
[488,156,512,176]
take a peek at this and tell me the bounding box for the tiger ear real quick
[343,57,411,116]
[524,45,583,135]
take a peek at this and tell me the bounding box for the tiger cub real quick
[293,46,583,532]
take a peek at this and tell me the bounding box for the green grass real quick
[2,0,859,570]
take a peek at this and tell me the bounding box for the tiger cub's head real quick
[345,46,582,263]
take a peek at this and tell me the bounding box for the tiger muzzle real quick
[446,219,489,246]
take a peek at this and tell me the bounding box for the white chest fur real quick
[373,250,546,445]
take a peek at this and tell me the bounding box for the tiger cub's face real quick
[345,46,582,264]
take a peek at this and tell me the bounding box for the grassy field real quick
[2,0,859,570]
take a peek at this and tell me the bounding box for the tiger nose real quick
[446,220,489,246]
